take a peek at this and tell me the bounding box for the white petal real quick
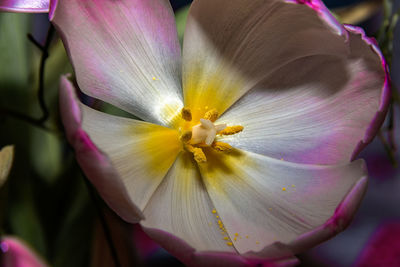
[218,29,388,164]
[182,0,348,123]
[197,149,367,257]
[80,104,181,212]
[141,152,235,254]
[50,0,183,126]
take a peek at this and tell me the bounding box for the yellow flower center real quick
[179,107,243,163]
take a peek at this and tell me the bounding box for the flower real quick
[1,237,48,267]
[52,0,390,265]
[0,0,49,13]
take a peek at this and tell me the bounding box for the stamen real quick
[180,130,192,143]
[212,141,232,152]
[185,144,207,163]
[181,108,192,121]
[204,108,219,122]
[219,125,244,135]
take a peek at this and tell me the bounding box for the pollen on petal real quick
[212,209,217,214]
[226,242,233,246]
[204,108,219,122]
[282,187,287,191]
[219,125,244,135]
[181,107,192,121]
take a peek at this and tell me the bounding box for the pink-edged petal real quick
[0,0,49,13]
[355,222,400,267]
[141,152,299,267]
[132,224,160,260]
[1,237,47,267]
[197,149,367,258]
[0,145,14,187]
[218,26,389,165]
[182,0,349,123]
[142,227,298,267]
[51,0,183,127]
[59,75,181,223]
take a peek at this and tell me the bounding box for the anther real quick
[204,108,219,122]
[185,144,207,163]
[180,130,192,143]
[219,125,244,135]
[212,141,232,152]
[181,108,192,121]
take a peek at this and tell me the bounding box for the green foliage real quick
[175,5,190,44]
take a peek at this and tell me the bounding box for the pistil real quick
[179,107,243,163]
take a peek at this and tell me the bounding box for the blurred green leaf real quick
[53,175,94,267]
[175,5,190,44]
[30,127,62,184]
[0,13,31,89]
[8,181,47,257]
[43,37,73,96]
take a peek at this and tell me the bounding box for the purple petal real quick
[1,237,47,267]
[354,222,400,267]
[0,0,49,13]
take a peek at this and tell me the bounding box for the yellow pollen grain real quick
[280,158,284,161]
[219,125,244,135]
[256,241,260,245]
[218,220,222,224]
[212,209,217,214]
[234,237,237,241]
[216,216,219,218]
[291,184,295,188]
[152,76,157,81]
[204,108,219,122]
[227,242,233,246]
[246,235,249,238]
[180,130,192,143]
[282,187,287,191]
[181,107,192,121]
[224,237,229,240]
[235,233,239,237]
[212,141,232,152]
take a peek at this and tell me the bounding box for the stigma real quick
[180,107,243,163]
